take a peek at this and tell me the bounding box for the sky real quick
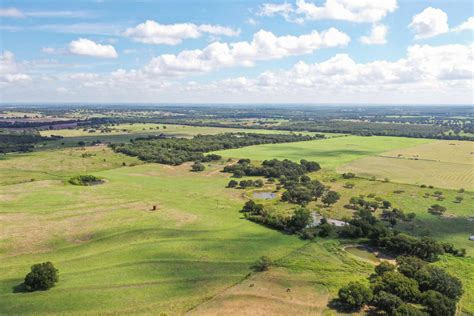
[0,0,473,104]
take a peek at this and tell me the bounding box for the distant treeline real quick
[111,133,317,165]
[0,132,59,153]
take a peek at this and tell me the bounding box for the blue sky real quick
[0,0,473,104]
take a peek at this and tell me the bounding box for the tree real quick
[322,190,340,206]
[394,304,426,316]
[253,179,264,187]
[372,291,403,315]
[421,290,456,316]
[372,271,421,302]
[24,262,58,291]
[227,180,238,188]
[414,266,463,300]
[338,282,373,310]
[252,256,272,272]
[428,204,446,216]
[318,223,333,237]
[396,256,426,278]
[287,207,312,232]
[191,161,205,172]
[375,262,396,276]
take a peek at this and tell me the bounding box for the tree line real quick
[112,133,316,165]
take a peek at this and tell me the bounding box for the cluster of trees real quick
[227,179,264,189]
[279,175,340,206]
[339,208,464,261]
[337,256,463,316]
[240,201,313,234]
[112,133,314,165]
[24,262,58,291]
[223,158,320,179]
[0,132,59,153]
[68,175,103,186]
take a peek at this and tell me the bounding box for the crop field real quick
[213,136,433,169]
[338,140,474,190]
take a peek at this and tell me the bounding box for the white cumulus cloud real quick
[0,7,24,17]
[258,0,397,23]
[68,38,118,58]
[360,24,388,45]
[0,51,31,84]
[452,17,474,33]
[409,7,449,39]
[123,20,240,45]
[140,28,350,76]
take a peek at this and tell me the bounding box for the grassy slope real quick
[0,162,306,315]
[338,140,474,190]
[212,136,433,169]
[0,146,142,186]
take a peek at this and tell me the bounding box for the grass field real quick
[0,160,309,315]
[212,136,433,169]
[1,135,473,315]
[0,146,142,186]
[338,140,474,190]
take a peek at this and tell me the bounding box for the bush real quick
[191,161,205,172]
[428,204,446,216]
[322,190,340,206]
[252,256,272,272]
[394,304,426,316]
[68,175,102,186]
[338,282,373,310]
[24,262,58,291]
[227,180,238,188]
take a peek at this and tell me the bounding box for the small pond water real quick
[252,192,277,200]
[345,246,380,263]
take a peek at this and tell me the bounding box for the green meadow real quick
[213,135,433,169]
[1,133,473,315]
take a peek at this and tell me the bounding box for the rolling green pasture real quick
[212,136,432,169]
[0,146,142,186]
[0,160,308,315]
[339,140,474,190]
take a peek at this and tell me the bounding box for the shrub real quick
[428,204,446,216]
[338,282,373,310]
[342,172,355,179]
[252,256,272,272]
[68,175,102,186]
[372,271,421,302]
[191,161,205,172]
[227,180,238,188]
[24,262,58,291]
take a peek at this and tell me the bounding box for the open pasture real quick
[0,146,141,186]
[213,136,432,169]
[338,140,474,190]
[0,160,308,315]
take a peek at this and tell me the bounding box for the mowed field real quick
[339,140,474,190]
[212,136,433,169]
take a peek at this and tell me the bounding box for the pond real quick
[345,246,380,263]
[252,192,277,200]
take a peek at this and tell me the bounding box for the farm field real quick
[213,135,433,169]
[338,140,474,190]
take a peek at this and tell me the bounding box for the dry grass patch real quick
[188,268,329,316]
